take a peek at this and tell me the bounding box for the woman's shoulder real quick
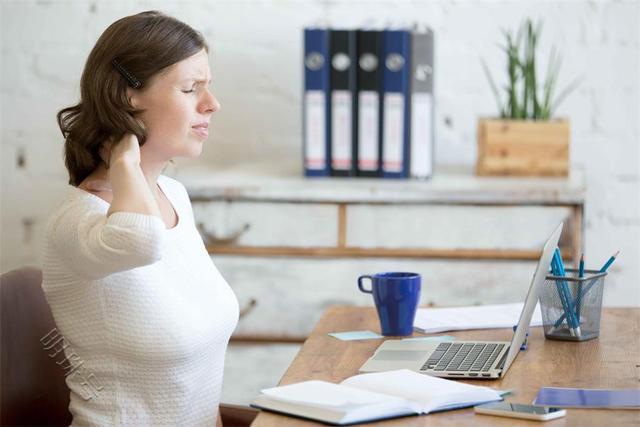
[46,187,108,230]
[41,187,110,256]
[58,185,108,211]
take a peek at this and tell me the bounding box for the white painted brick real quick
[0,0,638,312]
[558,89,595,145]
[1,177,69,270]
[1,2,80,46]
[0,221,32,271]
[580,132,639,177]
[0,49,32,96]
[584,222,640,307]
[0,142,21,185]
[603,179,640,224]
[566,45,638,91]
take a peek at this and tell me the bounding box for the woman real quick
[42,10,239,426]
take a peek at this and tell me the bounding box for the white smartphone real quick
[474,402,566,421]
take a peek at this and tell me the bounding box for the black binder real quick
[329,30,357,177]
[356,30,383,177]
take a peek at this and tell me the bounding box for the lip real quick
[191,123,209,139]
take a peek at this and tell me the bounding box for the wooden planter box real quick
[476,119,570,176]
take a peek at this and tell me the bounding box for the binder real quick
[303,28,330,177]
[381,29,411,178]
[356,30,382,177]
[410,28,435,179]
[329,30,357,176]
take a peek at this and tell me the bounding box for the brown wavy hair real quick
[57,10,208,186]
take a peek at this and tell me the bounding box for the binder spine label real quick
[304,90,327,169]
[331,90,353,169]
[382,93,405,172]
[410,93,433,177]
[357,91,380,171]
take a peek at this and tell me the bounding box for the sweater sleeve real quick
[49,206,166,280]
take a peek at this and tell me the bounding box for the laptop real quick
[359,222,563,380]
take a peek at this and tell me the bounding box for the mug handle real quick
[358,275,374,294]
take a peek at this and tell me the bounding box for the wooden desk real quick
[251,307,639,426]
[185,167,586,405]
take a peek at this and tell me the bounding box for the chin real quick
[185,142,204,158]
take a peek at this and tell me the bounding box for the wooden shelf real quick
[207,245,575,261]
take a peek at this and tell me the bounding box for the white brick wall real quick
[1,0,638,307]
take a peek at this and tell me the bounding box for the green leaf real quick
[541,46,558,115]
[481,57,505,116]
[550,76,584,116]
[487,17,576,121]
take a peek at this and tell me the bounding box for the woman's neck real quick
[82,159,167,198]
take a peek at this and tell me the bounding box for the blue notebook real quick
[533,387,640,409]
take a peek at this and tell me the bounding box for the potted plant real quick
[477,19,581,176]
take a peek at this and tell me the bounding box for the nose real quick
[200,89,220,114]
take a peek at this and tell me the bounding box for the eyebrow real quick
[181,78,212,84]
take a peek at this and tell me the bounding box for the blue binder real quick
[381,30,411,179]
[303,28,330,177]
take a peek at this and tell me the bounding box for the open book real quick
[251,369,503,425]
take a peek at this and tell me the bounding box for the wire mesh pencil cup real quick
[540,268,606,341]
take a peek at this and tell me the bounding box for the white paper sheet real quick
[413,303,543,333]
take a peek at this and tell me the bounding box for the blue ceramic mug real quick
[357,272,421,336]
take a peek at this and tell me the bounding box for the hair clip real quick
[112,59,141,89]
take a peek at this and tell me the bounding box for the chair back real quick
[0,267,258,426]
[1,267,72,426]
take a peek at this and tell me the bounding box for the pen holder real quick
[539,268,606,342]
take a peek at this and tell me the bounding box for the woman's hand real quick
[88,134,141,194]
[104,133,161,219]
[106,134,141,167]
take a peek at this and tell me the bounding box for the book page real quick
[341,369,501,413]
[260,380,406,409]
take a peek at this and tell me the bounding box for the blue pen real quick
[576,254,585,322]
[577,250,620,299]
[578,251,620,299]
[550,254,569,331]
[555,249,581,335]
[554,251,619,329]
[551,249,580,336]
[599,251,619,273]
[551,248,579,336]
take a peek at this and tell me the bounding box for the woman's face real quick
[129,49,219,162]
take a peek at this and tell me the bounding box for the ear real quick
[125,87,141,109]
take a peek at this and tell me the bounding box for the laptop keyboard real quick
[420,342,506,373]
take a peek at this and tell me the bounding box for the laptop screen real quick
[501,223,563,374]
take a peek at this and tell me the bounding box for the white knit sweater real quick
[41,175,239,426]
